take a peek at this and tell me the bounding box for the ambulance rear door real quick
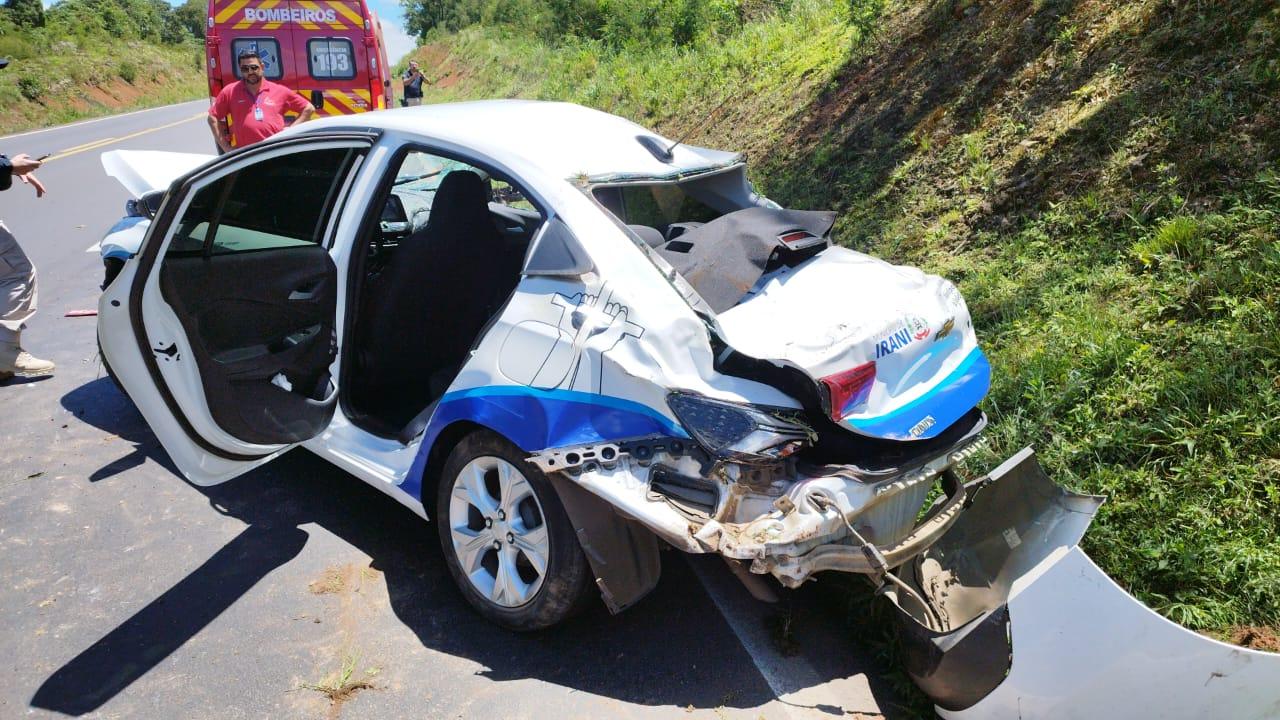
[289,0,375,116]
[209,0,301,94]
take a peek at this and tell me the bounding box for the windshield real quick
[391,154,471,224]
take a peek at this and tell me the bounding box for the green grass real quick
[408,0,1280,698]
[415,0,862,156]
[0,33,204,133]
[300,650,380,705]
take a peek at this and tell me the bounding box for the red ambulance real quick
[205,0,393,142]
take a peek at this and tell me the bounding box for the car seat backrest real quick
[427,170,495,238]
[360,169,511,415]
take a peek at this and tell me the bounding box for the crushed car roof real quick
[294,100,741,182]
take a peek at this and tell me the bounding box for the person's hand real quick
[19,172,46,198]
[9,153,42,175]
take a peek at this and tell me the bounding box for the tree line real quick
[399,0,797,50]
[2,0,205,45]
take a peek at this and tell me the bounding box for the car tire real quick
[102,257,124,291]
[436,430,594,631]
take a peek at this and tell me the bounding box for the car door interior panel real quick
[159,247,338,445]
[143,143,362,447]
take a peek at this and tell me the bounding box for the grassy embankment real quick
[0,30,204,134]
[409,0,1280,661]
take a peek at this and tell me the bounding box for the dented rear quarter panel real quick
[401,175,794,506]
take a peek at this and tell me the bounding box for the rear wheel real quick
[436,430,594,631]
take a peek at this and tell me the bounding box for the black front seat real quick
[362,170,509,422]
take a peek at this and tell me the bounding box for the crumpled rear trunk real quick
[715,243,989,442]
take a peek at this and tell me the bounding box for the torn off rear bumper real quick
[884,447,1280,718]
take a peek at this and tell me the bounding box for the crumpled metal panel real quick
[884,447,1280,718]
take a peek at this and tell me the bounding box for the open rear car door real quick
[98,134,374,486]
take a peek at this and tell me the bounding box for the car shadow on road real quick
[58,377,180,482]
[34,378,901,717]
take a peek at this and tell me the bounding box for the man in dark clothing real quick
[402,60,425,107]
[0,152,56,380]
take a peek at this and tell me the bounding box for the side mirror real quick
[140,190,166,219]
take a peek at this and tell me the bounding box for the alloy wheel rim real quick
[448,456,550,608]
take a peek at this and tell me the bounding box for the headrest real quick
[427,167,491,224]
[627,224,665,248]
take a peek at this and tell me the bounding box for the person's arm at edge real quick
[1,154,45,196]
[208,90,233,152]
[207,114,232,153]
[288,90,316,124]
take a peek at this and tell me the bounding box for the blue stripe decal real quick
[401,386,688,502]
[844,347,990,441]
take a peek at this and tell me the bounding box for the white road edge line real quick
[0,99,207,143]
[684,555,883,720]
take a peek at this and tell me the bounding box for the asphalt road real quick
[0,103,902,719]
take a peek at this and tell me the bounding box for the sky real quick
[365,0,417,64]
[41,0,419,65]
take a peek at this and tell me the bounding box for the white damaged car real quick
[98,101,1279,718]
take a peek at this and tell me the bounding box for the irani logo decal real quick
[907,314,930,341]
[875,315,930,358]
[874,327,912,358]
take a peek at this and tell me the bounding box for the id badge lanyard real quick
[245,84,265,121]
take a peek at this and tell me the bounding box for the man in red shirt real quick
[207,49,316,152]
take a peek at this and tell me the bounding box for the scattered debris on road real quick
[301,651,380,717]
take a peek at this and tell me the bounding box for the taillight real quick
[820,361,876,421]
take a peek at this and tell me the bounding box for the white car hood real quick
[716,247,990,440]
[101,150,213,198]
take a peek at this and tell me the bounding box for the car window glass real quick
[231,38,283,80]
[390,151,480,228]
[168,178,224,255]
[491,180,535,212]
[308,38,355,80]
[167,147,356,256]
[596,184,721,229]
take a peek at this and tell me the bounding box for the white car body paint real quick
[101,150,213,197]
[939,546,1280,719]
[304,411,427,520]
[98,257,290,484]
[717,247,982,437]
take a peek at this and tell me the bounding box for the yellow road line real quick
[45,113,206,162]
[52,137,117,155]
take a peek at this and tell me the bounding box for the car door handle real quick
[288,281,321,301]
[267,324,321,353]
